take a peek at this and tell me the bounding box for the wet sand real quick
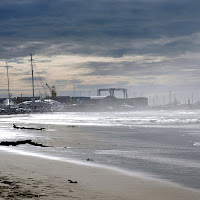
[0,150,200,200]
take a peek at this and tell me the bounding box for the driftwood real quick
[68,179,78,184]
[0,140,49,147]
[13,124,45,130]
[86,158,94,162]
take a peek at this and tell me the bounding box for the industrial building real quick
[0,88,148,111]
[89,96,148,109]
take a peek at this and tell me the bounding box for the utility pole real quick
[30,54,35,111]
[6,63,11,106]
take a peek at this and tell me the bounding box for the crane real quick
[46,83,57,100]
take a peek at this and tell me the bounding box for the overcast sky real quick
[0,0,200,103]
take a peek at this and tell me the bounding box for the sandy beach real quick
[1,111,200,199]
[0,150,200,200]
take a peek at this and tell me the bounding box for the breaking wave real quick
[1,110,200,128]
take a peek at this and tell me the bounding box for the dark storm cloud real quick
[0,0,200,58]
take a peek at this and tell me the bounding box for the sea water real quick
[0,110,200,189]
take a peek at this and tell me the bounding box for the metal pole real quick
[6,63,11,106]
[30,54,35,111]
[74,83,75,104]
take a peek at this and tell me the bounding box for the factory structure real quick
[89,88,148,109]
[6,87,148,109]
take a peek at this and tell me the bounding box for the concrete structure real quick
[90,96,148,108]
[97,88,128,99]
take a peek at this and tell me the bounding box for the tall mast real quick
[6,62,11,106]
[73,83,75,104]
[30,54,35,111]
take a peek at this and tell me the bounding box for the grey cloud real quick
[55,79,82,86]
[20,76,45,82]
[79,81,130,90]
[82,53,200,86]
[0,64,13,69]
[0,0,200,59]
[84,61,167,77]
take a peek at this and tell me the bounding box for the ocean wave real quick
[193,142,200,147]
[1,110,200,127]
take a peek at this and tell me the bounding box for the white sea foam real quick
[193,142,200,146]
[1,110,200,128]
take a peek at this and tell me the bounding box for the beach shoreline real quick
[0,150,200,200]
[1,111,200,199]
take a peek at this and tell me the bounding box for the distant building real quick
[89,96,148,108]
[11,93,148,110]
